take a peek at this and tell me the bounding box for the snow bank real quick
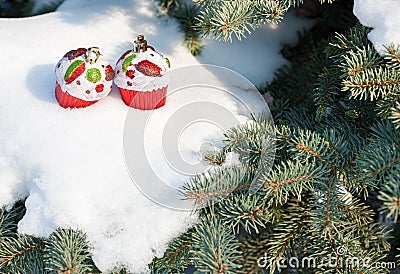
[0,0,313,272]
[354,0,400,54]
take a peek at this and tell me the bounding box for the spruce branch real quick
[0,235,44,273]
[309,181,342,242]
[343,67,400,101]
[378,175,400,222]
[339,45,382,78]
[277,126,338,170]
[157,0,204,55]
[370,120,400,147]
[266,200,309,273]
[216,193,272,234]
[384,44,400,70]
[377,89,400,119]
[150,229,195,272]
[193,0,341,41]
[314,68,341,122]
[0,201,25,239]
[236,232,271,274]
[203,148,226,166]
[44,228,95,274]
[224,116,276,169]
[196,0,256,41]
[317,117,364,166]
[389,101,400,128]
[192,215,242,273]
[346,223,391,253]
[169,3,204,55]
[254,0,289,26]
[337,196,374,227]
[158,0,180,10]
[354,143,400,190]
[183,166,252,206]
[260,160,330,205]
[328,23,370,56]
[279,109,317,131]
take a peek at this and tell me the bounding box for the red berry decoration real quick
[134,60,162,77]
[126,70,135,79]
[64,48,87,60]
[105,65,115,81]
[64,49,77,60]
[76,48,87,56]
[95,84,104,93]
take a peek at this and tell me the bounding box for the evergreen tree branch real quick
[150,229,196,272]
[389,101,400,128]
[192,215,242,273]
[44,228,96,274]
[342,67,400,101]
[260,160,330,205]
[0,201,25,240]
[384,44,400,70]
[216,193,272,234]
[183,167,252,206]
[0,235,44,273]
[378,174,400,222]
[277,126,338,170]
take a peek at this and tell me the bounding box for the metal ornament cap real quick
[134,35,148,53]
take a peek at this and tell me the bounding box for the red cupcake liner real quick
[119,86,167,110]
[55,81,98,109]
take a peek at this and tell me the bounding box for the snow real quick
[354,0,400,54]
[198,12,315,85]
[0,0,314,272]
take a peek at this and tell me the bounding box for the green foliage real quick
[0,202,99,274]
[0,0,33,17]
[195,0,290,41]
[0,0,63,18]
[158,0,181,10]
[45,228,96,273]
[1,1,400,273]
[192,215,241,273]
[183,167,250,206]
[0,201,44,274]
[193,0,340,41]
[152,1,399,273]
[158,0,346,52]
[32,0,64,16]
[0,235,44,273]
[157,0,204,55]
[150,229,195,273]
[169,3,204,55]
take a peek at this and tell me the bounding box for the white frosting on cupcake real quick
[114,47,170,92]
[55,48,114,101]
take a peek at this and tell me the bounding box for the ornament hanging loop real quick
[134,35,147,53]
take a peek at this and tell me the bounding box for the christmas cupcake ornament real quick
[114,35,171,110]
[55,47,115,108]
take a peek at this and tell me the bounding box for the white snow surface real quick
[354,0,400,54]
[0,0,314,272]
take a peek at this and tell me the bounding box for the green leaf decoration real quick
[122,54,136,72]
[164,57,171,68]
